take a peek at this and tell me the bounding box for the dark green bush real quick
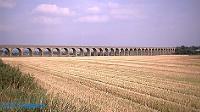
[175,46,200,55]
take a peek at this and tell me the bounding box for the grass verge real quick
[0,59,93,112]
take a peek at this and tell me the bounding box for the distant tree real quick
[175,45,200,55]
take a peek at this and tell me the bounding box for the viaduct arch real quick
[0,45,176,57]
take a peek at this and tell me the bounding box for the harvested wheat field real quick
[1,55,200,112]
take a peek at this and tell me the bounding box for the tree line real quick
[175,46,200,55]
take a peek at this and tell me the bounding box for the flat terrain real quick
[1,56,200,112]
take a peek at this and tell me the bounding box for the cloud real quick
[32,4,75,25]
[31,2,145,24]
[108,2,145,20]
[0,0,16,8]
[75,15,109,23]
[110,8,143,19]
[87,6,101,14]
[108,2,120,9]
[33,16,61,25]
[34,4,74,16]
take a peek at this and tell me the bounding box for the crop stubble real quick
[2,56,200,112]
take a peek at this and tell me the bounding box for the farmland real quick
[1,56,200,112]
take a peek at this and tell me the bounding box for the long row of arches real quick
[0,47,176,57]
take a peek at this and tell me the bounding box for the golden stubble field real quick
[2,56,200,112]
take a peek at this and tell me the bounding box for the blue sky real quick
[0,0,199,47]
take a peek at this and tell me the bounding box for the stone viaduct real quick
[0,45,176,57]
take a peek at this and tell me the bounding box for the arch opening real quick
[138,49,142,55]
[153,48,156,55]
[167,49,170,55]
[170,49,173,54]
[148,49,152,55]
[52,48,60,56]
[77,48,84,56]
[144,48,148,55]
[110,48,115,56]
[115,48,120,56]
[104,48,109,56]
[125,48,129,56]
[69,48,76,56]
[158,48,161,55]
[129,49,133,56]
[61,48,68,56]
[12,48,22,56]
[23,48,32,56]
[84,48,90,56]
[133,48,137,55]
[172,48,176,54]
[34,48,42,56]
[160,49,164,55]
[98,48,104,56]
[155,48,158,55]
[163,49,166,55]
[91,48,98,56]
[151,49,155,55]
[43,48,52,56]
[120,48,125,56]
[141,48,145,56]
[1,48,10,56]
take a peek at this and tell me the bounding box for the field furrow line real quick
[18,63,159,112]
[20,63,200,111]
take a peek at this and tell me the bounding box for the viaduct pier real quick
[0,45,176,57]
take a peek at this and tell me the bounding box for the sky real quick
[0,0,200,47]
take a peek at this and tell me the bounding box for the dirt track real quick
[2,56,200,112]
